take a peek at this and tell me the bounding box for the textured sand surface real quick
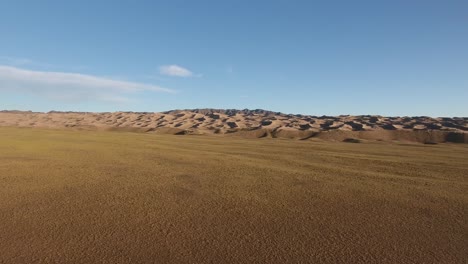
[0,127,467,263]
[1,109,467,143]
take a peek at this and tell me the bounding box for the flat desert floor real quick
[0,127,467,263]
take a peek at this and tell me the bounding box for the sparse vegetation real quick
[343,138,361,143]
[1,127,467,263]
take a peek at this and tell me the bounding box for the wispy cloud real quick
[0,56,34,66]
[159,65,196,77]
[0,65,175,103]
[0,56,90,72]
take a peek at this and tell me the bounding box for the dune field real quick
[1,109,467,144]
[0,126,467,263]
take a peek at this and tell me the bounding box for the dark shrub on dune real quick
[343,138,361,143]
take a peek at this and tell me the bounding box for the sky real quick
[0,0,467,116]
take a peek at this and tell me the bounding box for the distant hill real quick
[1,109,467,143]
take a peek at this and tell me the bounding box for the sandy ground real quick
[1,109,467,143]
[0,127,467,263]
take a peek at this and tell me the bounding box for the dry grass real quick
[0,127,467,263]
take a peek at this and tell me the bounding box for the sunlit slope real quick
[1,110,467,143]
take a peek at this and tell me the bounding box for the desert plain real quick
[0,110,467,263]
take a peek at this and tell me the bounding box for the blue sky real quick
[0,0,467,116]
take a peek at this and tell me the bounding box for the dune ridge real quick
[1,109,467,143]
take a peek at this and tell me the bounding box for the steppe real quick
[0,125,467,263]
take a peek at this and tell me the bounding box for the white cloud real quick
[0,56,34,66]
[0,56,89,71]
[159,65,194,77]
[0,65,175,103]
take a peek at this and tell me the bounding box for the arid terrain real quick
[0,126,467,263]
[1,109,467,144]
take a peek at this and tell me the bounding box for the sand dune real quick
[1,109,467,143]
